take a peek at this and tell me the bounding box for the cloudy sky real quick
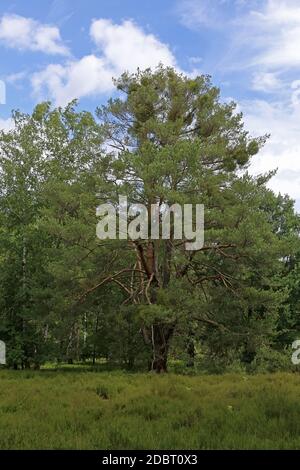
[0,0,299,207]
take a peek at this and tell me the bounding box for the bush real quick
[195,347,246,375]
[248,345,294,373]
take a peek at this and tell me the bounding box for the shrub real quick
[248,345,294,373]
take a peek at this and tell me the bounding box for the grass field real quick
[0,368,300,449]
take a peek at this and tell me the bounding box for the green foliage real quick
[0,66,299,372]
[248,345,295,373]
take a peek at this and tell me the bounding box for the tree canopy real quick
[0,66,299,372]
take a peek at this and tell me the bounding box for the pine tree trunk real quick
[186,328,196,367]
[138,239,175,373]
[150,323,174,373]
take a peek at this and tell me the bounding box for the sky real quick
[0,0,300,207]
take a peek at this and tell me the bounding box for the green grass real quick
[0,369,300,449]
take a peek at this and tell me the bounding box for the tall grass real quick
[0,369,300,449]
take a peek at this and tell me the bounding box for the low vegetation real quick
[1,368,300,449]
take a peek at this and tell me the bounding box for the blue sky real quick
[0,0,300,207]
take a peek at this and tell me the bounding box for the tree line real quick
[0,66,300,373]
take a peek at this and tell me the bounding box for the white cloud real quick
[229,1,300,71]
[251,0,300,26]
[0,118,13,131]
[31,56,113,105]
[176,0,229,29]
[6,71,27,84]
[177,1,300,72]
[32,19,177,106]
[189,56,203,64]
[251,72,282,92]
[90,19,176,72]
[242,83,300,205]
[0,14,69,55]
[176,0,252,31]
[176,0,212,28]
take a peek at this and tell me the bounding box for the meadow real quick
[0,368,300,449]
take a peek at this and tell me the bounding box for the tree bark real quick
[150,323,174,373]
